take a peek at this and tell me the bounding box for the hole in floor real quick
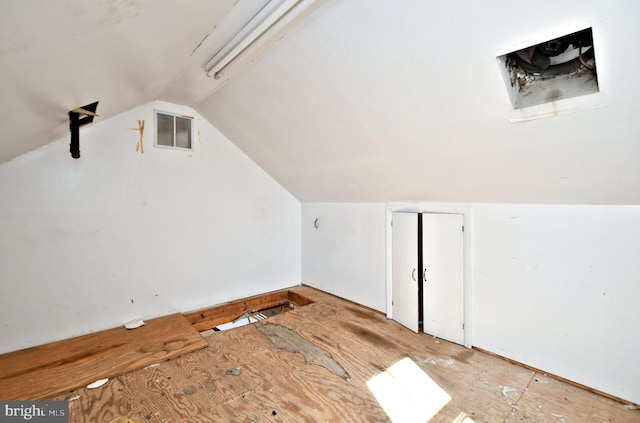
[184,290,314,336]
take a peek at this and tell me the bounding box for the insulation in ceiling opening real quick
[498,28,598,109]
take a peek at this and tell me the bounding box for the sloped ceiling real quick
[0,0,268,162]
[2,0,639,204]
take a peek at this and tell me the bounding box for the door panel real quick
[392,212,419,333]
[423,213,464,344]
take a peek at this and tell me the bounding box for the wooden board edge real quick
[287,290,315,307]
[36,335,208,401]
[297,284,386,316]
[184,289,290,332]
[0,314,208,400]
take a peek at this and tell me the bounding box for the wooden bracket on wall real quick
[131,120,145,154]
[68,101,99,159]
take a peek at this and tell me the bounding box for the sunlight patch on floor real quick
[367,357,460,422]
[452,411,476,423]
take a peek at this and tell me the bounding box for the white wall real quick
[472,204,640,404]
[302,203,386,312]
[301,202,640,404]
[0,101,301,354]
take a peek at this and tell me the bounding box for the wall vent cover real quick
[498,28,598,110]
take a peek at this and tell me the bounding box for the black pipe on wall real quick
[67,101,98,159]
[69,111,80,159]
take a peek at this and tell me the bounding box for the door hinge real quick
[392,300,394,306]
[462,323,465,330]
[462,225,464,232]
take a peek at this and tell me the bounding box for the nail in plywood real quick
[0,313,207,400]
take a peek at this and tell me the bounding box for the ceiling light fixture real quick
[204,0,317,80]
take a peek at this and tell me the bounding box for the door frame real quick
[386,203,473,348]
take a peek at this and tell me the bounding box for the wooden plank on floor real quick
[50,286,639,423]
[183,289,290,332]
[0,313,207,400]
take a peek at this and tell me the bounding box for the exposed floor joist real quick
[183,288,314,332]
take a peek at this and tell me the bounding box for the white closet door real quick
[423,213,464,344]
[392,212,419,333]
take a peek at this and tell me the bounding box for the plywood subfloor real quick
[48,287,638,422]
[0,313,207,400]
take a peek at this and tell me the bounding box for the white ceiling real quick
[2,0,639,204]
[0,0,268,162]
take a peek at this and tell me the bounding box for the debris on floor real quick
[124,319,145,329]
[87,378,109,389]
[226,367,242,376]
[415,356,454,367]
[502,386,518,396]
